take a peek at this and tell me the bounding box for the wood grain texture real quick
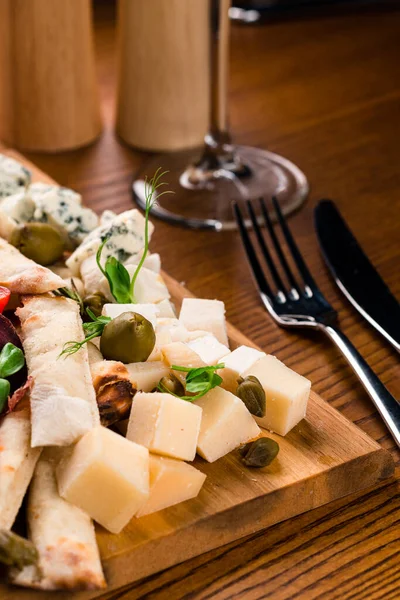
[0,0,101,151]
[0,150,394,600]
[1,2,400,597]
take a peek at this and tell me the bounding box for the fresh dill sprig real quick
[59,309,111,358]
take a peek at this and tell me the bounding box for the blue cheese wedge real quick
[0,190,35,223]
[66,209,153,276]
[0,154,31,198]
[29,183,98,246]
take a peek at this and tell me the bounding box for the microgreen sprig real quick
[158,363,224,402]
[0,343,25,413]
[96,168,172,304]
[59,309,111,358]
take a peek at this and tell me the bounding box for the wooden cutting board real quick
[0,150,395,600]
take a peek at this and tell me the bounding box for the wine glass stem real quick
[207,0,232,150]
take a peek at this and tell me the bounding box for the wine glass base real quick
[132,145,309,231]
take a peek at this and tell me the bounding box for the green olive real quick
[11,223,64,265]
[240,437,279,468]
[84,293,107,319]
[159,373,185,396]
[100,312,156,364]
[236,375,266,417]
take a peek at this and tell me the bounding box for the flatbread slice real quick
[16,295,100,447]
[11,448,106,591]
[0,238,64,294]
[0,404,42,530]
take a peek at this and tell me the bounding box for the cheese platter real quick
[0,149,394,599]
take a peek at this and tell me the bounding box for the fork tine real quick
[259,198,299,291]
[246,200,286,293]
[233,201,273,298]
[272,196,318,292]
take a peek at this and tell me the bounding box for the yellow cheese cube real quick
[126,392,202,461]
[136,455,206,517]
[161,341,206,385]
[125,361,169,392]
[242,355,311,436]
[219,345,265,392]
[187,334,229,365]
[179,298,229,346]
[194,387,260,462]
[57,426,149,534]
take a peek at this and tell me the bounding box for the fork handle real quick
[321,324,400,448]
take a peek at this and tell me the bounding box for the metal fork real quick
[234,197,400,448]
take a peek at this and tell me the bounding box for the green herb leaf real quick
[159,363,224,402]
[0,343,25,378]
[0,378,10,413]
[104,257,132,304]
[59,311,111,358]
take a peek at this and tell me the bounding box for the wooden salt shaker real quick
[0,0,101,152]
[116,0,210,152]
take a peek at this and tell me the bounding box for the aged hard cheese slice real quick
[127,392,202,461]
[125,361,169,392]
[102,303,159,328]
[12,448,105,591]
[136,455,206,518]
[0,238,65,294]
[188,334,229,365]
[242,355,311,436]
[161,341,206,385]
[0,406,42,530]
[219,345,266,393]
[179,298,229,346]
[57,426,149,534]
[17,295,99,447]
[194,387,260,462]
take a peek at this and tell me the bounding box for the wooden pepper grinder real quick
[116,0,210,152]
[0,0,101,152]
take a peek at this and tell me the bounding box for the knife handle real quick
[321,324,400,448]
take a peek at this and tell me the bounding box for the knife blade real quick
[314,199,400,352]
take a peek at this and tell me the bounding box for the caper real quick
[0,529,38,569]
[11,222,64,265]
[159,373,185,396]
[100,311,156,364]
[236,375,266,417]
[240,437,279,468]
[84,293,107,319]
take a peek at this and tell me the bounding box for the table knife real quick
[314,199,400,353]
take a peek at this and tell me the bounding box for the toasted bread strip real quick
[11,449,106,591]
[0,404,42,530]
[0,238,64,294]
[17,295,100,447]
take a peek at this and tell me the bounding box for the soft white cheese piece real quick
[102,303,159,328]
[143,253,161,273]
[136,455,206,518]
[57,426,149,534]
[156,298,176,318]
[242,355,311,436]
[219,345,266,392]
[99,209,117,225]
[126,264,170,304]
[161,341,206,385]
[29,181,82,204]
[127,392,202,461]
[188,335,229,366]
[156,318,188,343]
[194,387,260,462]
[179,298,228,346]
[0,154,31,197]
[66,209,153,276]
[125,361,169,392]
[0,190,35,223]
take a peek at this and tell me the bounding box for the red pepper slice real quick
[0,287,11,314]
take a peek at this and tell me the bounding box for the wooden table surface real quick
[13,2,400,598]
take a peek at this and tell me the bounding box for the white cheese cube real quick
[219,345,266,392]
[179,298,228,346]
[102,303,159,328]
[125,361,169,392]
[156,298,176,318]
[194,387,260,462]
[127,392,202,461]
[136,455,206,518]
[57,426,149,534]
[126,264,170,304]
[242,355,311,436]
[185,330,212,341]
[143,253,161,273]
[161,341,206,385]
[156,318,188,343]
[188,335,229,366]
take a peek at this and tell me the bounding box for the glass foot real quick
[132,145,309,231]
